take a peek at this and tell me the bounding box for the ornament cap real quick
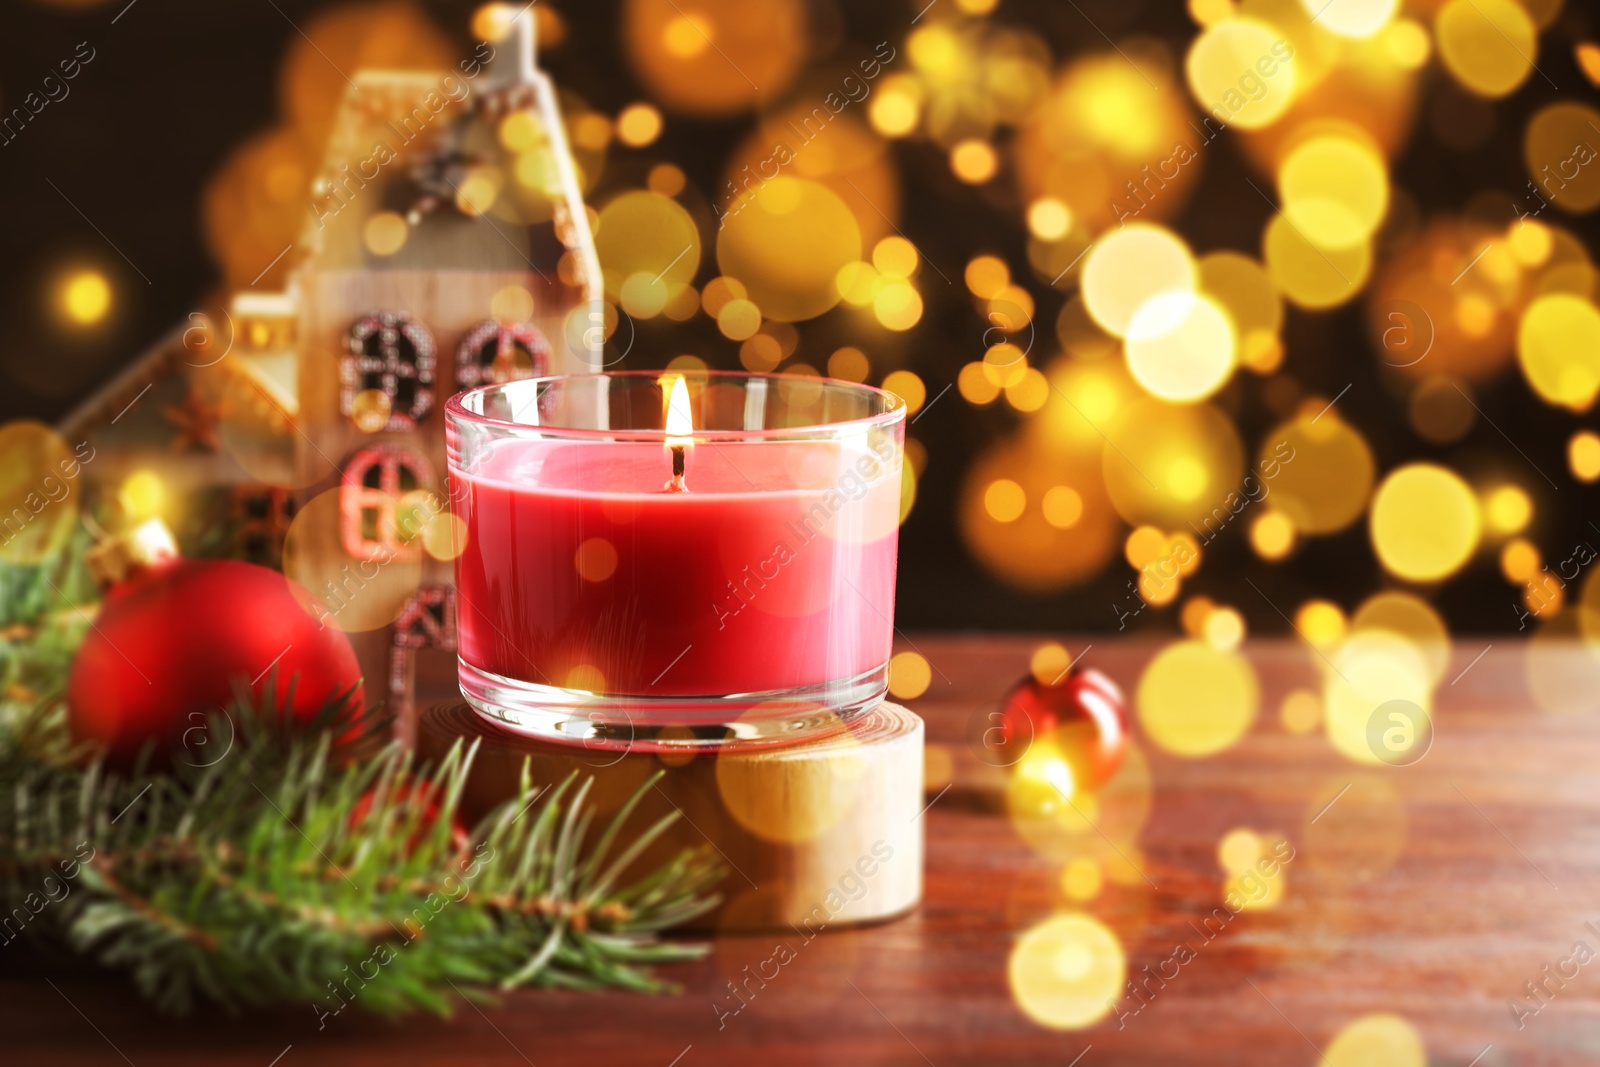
[86,518,179,586]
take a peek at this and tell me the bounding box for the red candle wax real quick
[451,436,902,699]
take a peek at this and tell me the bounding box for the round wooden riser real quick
[418,700,924,932]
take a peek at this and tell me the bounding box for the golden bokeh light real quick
[1198,251,1282,357]
[1277,134,1390,250]
[950,139,999,184]
[1350,591,1451,685]
[1217,827,1262,873]
[1323,631,1432,764]
[1436,0,1537,98]
[283,487,423,633]
[961,434,1122,591]
[869,75,922,138]
[1006,369,1051,413]
[1017,54,1201,231]
[718,713,865,842]
[596,191,700,307]
[616,102,664,147]
[828,346,869,382]
[1008,913,1125,1030]
[1126,525,1168,569]
[1381,19,1431,70]
[1570,431,1600,482]
[1263,214,1371,309]
[1027,198,1072,241]
[118,469,166,523]
[888,650,933,700]
[1204,606,1246,651]
[725,105,898,246]
[0,422,79,565]
[1185,17,1297,131]
[1042,486,1084,529]
[1060,858,1102,902]
[1517,293,1600,411]
[739,334,782,373]
[1281,689,1322,734]
[717,177,861,322]
[1304,0,1398,39]
[1323,1013,1427,1067]
[959,363,1000,405]
[1523,103,1600,215]
[454,165,502,215]
[1103,398,1244,528]
[1483,484,1532,535]
[874,281,925,331]
[873,237,920,280]
[1261,411,1375,535]
[1030,642,1072,685]
[1579,41,1600,86]
[1124,291,1238,402]
[361,211,408,257]
[1250,510,1295,559]
[1007,735,1153,863]
[1501,537,1540,583]
[1369,463,1481,582]
[882,370,927,414]
[966,254,1010,299]
[1138,640,1259,757]
[1296,599,1348,648]
[1224,864,1287,911]
[985,478,1027,523]
[59,269,111,326]
[623,0,806,115]
[1082,223,1197,338]
[717,298,762,340]
[574,537,618,582]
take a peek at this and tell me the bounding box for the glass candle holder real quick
[446,370,906,750]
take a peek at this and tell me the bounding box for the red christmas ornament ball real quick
[999,665,1128,793]
[67,556,365,766]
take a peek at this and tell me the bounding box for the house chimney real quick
[479,4,538,92]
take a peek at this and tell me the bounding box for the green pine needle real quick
[0,664,724,1017]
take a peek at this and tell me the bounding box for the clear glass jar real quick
[446,370,906,750]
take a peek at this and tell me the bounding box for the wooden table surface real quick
[7,635,1600,1066]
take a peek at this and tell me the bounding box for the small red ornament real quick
[349,781,470,856]
[66,521,365,767]
[999,664,1128,792]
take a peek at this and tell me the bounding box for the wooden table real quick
[7,636,1600,1066]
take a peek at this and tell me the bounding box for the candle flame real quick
[664,374,693,445]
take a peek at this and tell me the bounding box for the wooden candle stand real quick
[418,700,925,932]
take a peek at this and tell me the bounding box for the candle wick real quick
[666,444,688,493]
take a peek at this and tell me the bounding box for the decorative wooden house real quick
[284,8,603,742]
[53,9,601,743]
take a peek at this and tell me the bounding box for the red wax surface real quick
[451,438,901,696]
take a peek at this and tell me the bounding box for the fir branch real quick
[0,691,725,1017]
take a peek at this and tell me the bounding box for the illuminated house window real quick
[340,444,434,561]
[341,312,436,431]
[455,320,551,390]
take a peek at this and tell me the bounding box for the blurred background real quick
[3,0,1597,637]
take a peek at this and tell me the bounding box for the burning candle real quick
[445,371,906,750]
[664,373,691,493]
